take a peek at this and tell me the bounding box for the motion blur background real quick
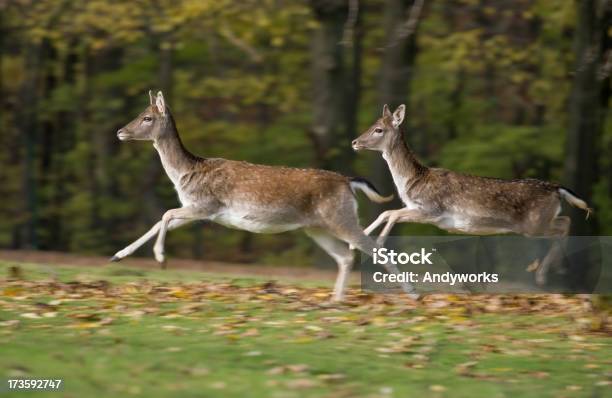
[0,0,610,265]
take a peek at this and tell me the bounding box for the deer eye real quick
[374,128,383,134]
[143,116,152,122]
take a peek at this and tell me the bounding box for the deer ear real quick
[392,104,405,128]
[155,91,166,116]
[382,104,392,118]
[149,90,154,105]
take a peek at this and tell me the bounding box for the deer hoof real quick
[526,259,539,272]
[407,293,421,301]
[154,251,165,264]
[109,255,121,263]
[535,270,547,286]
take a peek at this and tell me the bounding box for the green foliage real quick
[0,0,608,260]
[439,125,564,179]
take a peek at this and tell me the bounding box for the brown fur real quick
[353,104,592,285]
[179,158,353,220]
[111,92,417,302]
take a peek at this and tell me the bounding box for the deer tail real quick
[559,187,593,219]
[350,177,394,203]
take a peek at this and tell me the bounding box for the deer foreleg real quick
[376,208,430,246]
[111,218,192,262]
[153,207,202,264]
[364,210,396,236]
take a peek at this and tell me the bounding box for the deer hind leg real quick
[534,216,571,286]
[349,210,394,250]
[111,218,192,262]
[322,193,419,299]
[330,223,420,300]
[305,229,355,302]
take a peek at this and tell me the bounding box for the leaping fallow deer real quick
[352,104,592,285]
[110,91,418,301]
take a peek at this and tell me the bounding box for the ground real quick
[0,253,610,398]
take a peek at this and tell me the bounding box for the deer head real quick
[117,90,170,141]
[352,104,405,153]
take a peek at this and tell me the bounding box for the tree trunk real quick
[309,0,356,174]
[372,0,420,214]
[39,39,58,250]
[0,10,3,130]
[18,42,42,249]
[344,0,362,169]
[159,43,174,105]
[140,39,175,232]
[564,0,607,236]
[602,2,612,222]
[563,0,609,291]
[51,40,79,250]
[448,68,464,140]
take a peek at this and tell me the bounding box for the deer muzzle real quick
[352,139,363,151]
[117,129,129,141]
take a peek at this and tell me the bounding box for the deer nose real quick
[352,139,360,149]
[117,129,128,140]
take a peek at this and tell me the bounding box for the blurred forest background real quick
[0,0,610,265]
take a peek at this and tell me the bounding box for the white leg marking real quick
[364,210,393,236]
[112,221,161,261]
[153,207,202,264]
[305,229,354,302]
[376,208,430,246]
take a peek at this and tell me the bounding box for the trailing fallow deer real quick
[352,104,592,285]
[110,91,418,301]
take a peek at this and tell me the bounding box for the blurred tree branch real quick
[386,0,424,49]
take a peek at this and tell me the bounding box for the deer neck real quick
[382,134,426,197]
[153,120,197,186]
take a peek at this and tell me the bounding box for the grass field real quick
[0,260,610,397]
